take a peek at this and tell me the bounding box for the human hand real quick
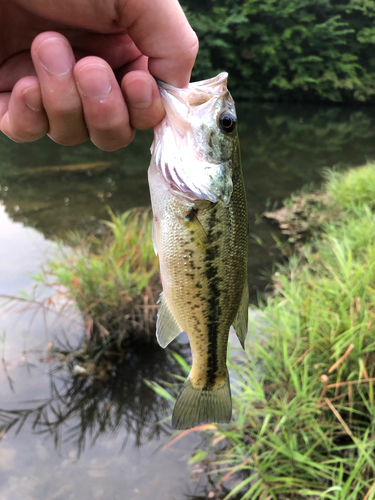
[0,0,198,150]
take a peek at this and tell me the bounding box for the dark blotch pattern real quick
[203,207,221,389]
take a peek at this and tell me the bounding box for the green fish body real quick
[148,73,248,430]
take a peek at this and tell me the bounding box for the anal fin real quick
[156,293,183,348]
[232,282,249,349]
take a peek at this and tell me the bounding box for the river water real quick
[1,102,375,499]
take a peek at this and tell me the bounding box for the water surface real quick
[1,102,375,499]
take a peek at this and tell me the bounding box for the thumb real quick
[117,0,198,88]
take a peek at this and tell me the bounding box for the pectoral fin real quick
[156,293,183,348]
[182,208,209,251]
[152,219,158,255]
[232,282,249,349]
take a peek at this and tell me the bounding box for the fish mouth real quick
[157,72,229,107]
[157,72,228,89]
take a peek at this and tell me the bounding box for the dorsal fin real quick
[232,282,249,349]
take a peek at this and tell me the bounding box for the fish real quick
[148,72,249,430]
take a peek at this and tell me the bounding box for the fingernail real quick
[23,86,42,111]
[76,66,112,100]
[127,78,153,109]
[37,38,73,76]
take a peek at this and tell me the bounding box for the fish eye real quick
[218,112,236,134]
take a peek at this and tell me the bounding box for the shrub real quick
[44,207,161,350]
[183,0,375,103]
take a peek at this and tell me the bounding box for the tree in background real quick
[182,0,375,102]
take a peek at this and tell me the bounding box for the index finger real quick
[118,0,198,88]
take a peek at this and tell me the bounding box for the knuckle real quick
[184,31,199,65]
[93,116,125,134]
[93,130,135,151]
[132,112,163,131]
[49,103,78,118]
[23,132,46,142]
[98,144,121,152]
[47,90,82,118]
[6,126,45,143]
[4,133,24,143]
[1,111,47,142]
[48,133,87,146]
[190,32,200,55]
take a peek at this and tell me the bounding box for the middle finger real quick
[31,32,89,145]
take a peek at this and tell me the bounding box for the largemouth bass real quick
[148,72,248,430]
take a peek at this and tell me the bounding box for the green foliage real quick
[46,207,161,347]
[326,163,375,210]
[188,450,209,464]
[144,380,177,403]
[182,0,375,102]
[180,165,375,499]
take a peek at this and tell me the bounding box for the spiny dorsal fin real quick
[156,293,183,348]
[232,282,249,349]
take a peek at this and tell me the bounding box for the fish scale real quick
[148,73,249,429]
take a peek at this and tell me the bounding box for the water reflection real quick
[0,341,181,455]
[0,130,153,239]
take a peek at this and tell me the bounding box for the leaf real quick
[144,380,176,403]
[188,450,208,465]
[172,352,190,374]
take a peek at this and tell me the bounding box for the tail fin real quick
[172,375,232,430]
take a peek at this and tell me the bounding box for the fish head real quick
[152,72,239,206]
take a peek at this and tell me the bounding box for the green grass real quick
[326,164,375,211]
[40,207,161,350]
[185,164,375,499]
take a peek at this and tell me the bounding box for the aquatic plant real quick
[162,164,375,499]
[41,207,161,351]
